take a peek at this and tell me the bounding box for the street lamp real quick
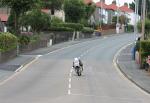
[134,0,140,40]
[100,0,103,29]
[139,0,146,68]
[116,0,120,34]
[141,0,146,40]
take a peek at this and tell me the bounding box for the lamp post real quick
[100,0,103,29]
[116,0,120,34]
[139,0,146,68]
[141,0,146,40]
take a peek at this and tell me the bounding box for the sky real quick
[93,0,134,6]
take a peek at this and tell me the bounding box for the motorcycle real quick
[74,66,83,76]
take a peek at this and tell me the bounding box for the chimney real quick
[112,0,116,5]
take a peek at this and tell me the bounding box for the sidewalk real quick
[117,44,150,94]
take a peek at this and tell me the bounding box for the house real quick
[0,7,10,32]
[84,0,93,5]
[94,1,135,25]
[41,9,65,22]
[119,5,134,25]
[95,1,109,24]
[107,3,118,24]
[94,1,119,25]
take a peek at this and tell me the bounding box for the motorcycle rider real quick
[73,57,83,71]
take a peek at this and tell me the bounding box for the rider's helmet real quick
[74,58,79,62]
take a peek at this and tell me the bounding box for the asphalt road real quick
[0,34,150,103]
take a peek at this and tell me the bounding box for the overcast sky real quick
[93,0,134,6]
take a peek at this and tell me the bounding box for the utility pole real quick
[141,0,146,40]
[134,0,139,38]
[116,0,120,34]
[116,0,119,25]
[139,0,146,68]
[100,0,103,29]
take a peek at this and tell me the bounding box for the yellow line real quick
[0,57,38,86]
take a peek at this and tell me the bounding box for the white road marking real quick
[0,55,39,86]
[69,78,71,82]
[71,69,73,73]
[80,54,83,57]
[103,36,107,39]
[69,73,72,77]
[37,55,42,58]
[68,68,72,95]
[68,90,71,95]
[15,65,23,72]
[69,84,71,89]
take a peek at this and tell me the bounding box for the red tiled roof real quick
[84,0,93,4]
[107,4,118,11]
[119,5,133,13]
[41,9,50,14]
[0,14,9,22]
[96,1,108,9]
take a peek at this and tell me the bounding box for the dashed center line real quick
[69,78,71,82]
[69,84,71,89]
[68,44,102,95]
[68,68,73,95]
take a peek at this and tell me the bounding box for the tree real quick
[42,0,64,15]
[129,0,150,17]
[64,0,85,23]
[2,0,40,33]
[129,1,135,12]
[112,15,129,25]
[124,2,128,6]
[84,3,96,20]
[20,9,51,33]
[112,0,116,5]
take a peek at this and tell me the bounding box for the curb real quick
[116,62,150,94]
[15,57,36,72]
[115,43,150,95]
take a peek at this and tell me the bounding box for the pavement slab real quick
[117,44,150,94]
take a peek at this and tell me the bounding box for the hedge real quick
[57,23,84,31]
[0,32,18,52]
[19,34,41,45]
[82,27,94,33]
[137,19,150,38]
[49,26,74,32]
[127,25,134,32]
[136,40,150,67]
[19,35,30,45]
[51,16,63,26]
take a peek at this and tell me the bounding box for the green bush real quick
[80,19,89,27]
[127,25,134,32]
[0,32,18,52]
[49,26,74,32]
[82,27,94,33]
[57,23,84,31]
[136,40,150,67]
[141,40,150,52]
[20,9,51,32]
[19,35,30,45]
[137,19,150,39]
[51,16,63,26]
